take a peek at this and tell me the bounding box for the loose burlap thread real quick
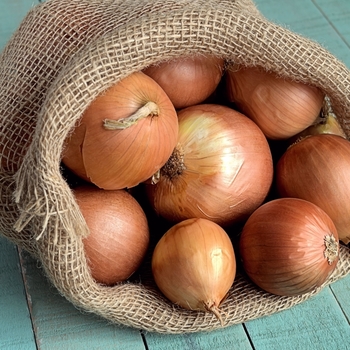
[1,0,350,333]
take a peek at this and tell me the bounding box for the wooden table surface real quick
[1,0,350,349]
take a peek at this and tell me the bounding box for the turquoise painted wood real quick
[254,0,350,67]
[20,251,145,350]
[330,276,350,322]
[314,0,350,45]
[244,284,350,350]
[144,324,253,350]
[0,0,350,349]
[0,0,36,51]
[0,237,36,350]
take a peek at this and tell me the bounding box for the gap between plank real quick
[18,247,40,350]
[140,330,150,350]
[242,323,256,350]
[311,0,350,50]
[329,283,350,324]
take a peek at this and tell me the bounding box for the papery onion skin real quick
[75,185,150,286]
[239,198,339,296]
[152,218,236,320]
[289,112,346,145]
[276,134,350,244]
[146,104,273,227]
[226,66,324,140]
[62,71,179,190]
[143,55,225,109]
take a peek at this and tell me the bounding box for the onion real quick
[74,185,150,286]
[143,55,225,109]
[239,198,339,296]
[276,134,350,244]
[146,104,273,226]
[152,218,236,323]
[225,65,324,139]
[62,71,179,190]
[289,108,346,144]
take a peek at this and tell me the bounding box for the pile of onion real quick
[225,65,324,139]
[276,134,350,244]
[239,198,339,296]
[75,185,150,286]
[152,218,236,323]
[57,57,349,314]
[143,55,225,109]
[146,104,273,227]
[62,71,179,190]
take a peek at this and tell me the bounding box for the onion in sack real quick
[289,102,346,144]
[75,185,150,286]
[62,71,179,190]
[143,55,225,109]
[239,198,339,296]
[152,218,236,323]
[225,65,324,139]
[146,104,273,226]
[276,134,350,244]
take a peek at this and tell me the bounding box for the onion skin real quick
[276,134,350,244]
[152,218,236,322]
[143,55,225,109]
[146,104,273,226]
[239,198,339,296]
[289,113,346,145]
[226,66,324,140]
[62,71,178,190]
[75,185,150,286]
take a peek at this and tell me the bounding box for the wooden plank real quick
[144,325,253,350]
[20,250,146,350]
[244,281,350,350]
[0,0,37,51]
[0,237,36,350]
[254,0,350,68]
[313,0,350,46]
[330,273,350,322]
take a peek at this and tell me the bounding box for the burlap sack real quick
[1,0,350,333]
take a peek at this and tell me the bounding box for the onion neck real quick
[103,101,159,130]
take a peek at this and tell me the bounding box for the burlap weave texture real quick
[0,0,350,333]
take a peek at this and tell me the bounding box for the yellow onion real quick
[146,104,273,226]
[143,55,225,109]
[225,65,324,139]
[276,134,350,244]
[152,218,236,322]
[240,198,339,296]
[75,185,150,286]
[62,71,178,190]
[289,107,346,144]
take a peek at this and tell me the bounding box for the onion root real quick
[204,301,224,326]
[324,234,339,265]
